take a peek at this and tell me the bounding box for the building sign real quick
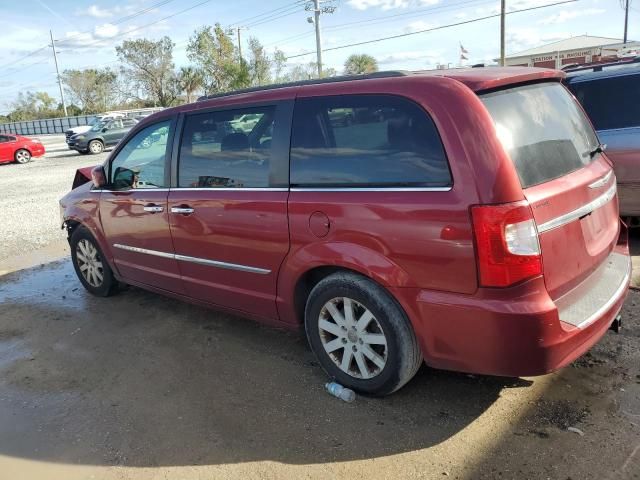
[531,49,595,62]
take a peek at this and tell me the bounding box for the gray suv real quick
[565,61,640,220]
[68,118,138,155]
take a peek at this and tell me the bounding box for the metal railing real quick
[0,108,164,136]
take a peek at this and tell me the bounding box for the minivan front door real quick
[168,104,292,319]
[99,119,184,293]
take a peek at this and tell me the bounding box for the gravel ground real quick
[0,139,109,267]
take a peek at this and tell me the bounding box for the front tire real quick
[305,271,422,396]
[88,140,104,154]
[14,149,31,163]
[70,227,118,297]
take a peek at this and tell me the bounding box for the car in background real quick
[65,113,126,146]
[67,117,138,154]
[0,134,45,164]
[565,61,640,221]
[229,113,262,133]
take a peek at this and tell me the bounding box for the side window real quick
[290,95,451,188]
[178,106,275,188]
[569,74,640,130]
[0,135,7,143]
[123,119,137,128]
[109,120,171,190]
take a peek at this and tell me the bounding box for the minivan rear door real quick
[481,82,619,299]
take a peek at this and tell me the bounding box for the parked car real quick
[64,113,126,145]
[565,62,640,221]
[67,117,138,154]
[0,133,45,164]
[60,68,631,395]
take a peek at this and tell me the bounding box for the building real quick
[502,35,640,68]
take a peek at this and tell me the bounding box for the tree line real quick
[0,24,378,123]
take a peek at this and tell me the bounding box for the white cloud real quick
[348,0,439,10]
[83,5,113,18]
[378,49,444,65]
[94,23,119,38]
[506,27,572,53]
[404,20,435,33]
[539,8,606,25]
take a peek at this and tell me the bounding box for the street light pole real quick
[50,30,68,117]
[314,0,323,77]
[500,0,506,66]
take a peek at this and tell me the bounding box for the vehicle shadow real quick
[0,260,530,467]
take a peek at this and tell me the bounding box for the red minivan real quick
[59,68,631,395]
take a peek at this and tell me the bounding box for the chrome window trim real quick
[290,186,452,192]
[91,188,171,193]
[574,256,631,329]
[112,243,271,275]
[169,187,289,192]
[537,182,617,234]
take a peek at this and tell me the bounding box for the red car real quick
[0,133,45,164]
[59,68,631,395]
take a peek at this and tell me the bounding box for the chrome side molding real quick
[588,170,613,189]
[112,244,271,274]
[537,182,617,233]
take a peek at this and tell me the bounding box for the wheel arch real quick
[277,241,413,326]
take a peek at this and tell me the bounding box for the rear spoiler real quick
[72,166,98,190]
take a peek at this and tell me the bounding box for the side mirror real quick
[102,127,108,132]
[91,166,107,188]
[113,167,136,190]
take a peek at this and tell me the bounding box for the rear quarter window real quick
[290,94,451,188]
[567,73,640,130]
[481,82,599,189]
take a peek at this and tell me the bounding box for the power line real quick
[228,1,304,27]
[0,46,49,71]
[286,0,579,60]
[246,5,305,28]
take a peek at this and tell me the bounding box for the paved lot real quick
[0,136,639,479]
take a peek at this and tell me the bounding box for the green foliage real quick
[247,37,271,86]
[61,68,118,113]
[343,54,379,75]
[116,36,181,107]
[5,91,64,121]
[179,66,204,103]
[186,24,237,94]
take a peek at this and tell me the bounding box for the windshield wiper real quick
[589,143,607,158]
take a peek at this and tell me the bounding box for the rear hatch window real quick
[481,82,599,188]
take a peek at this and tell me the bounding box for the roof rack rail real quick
[196,70,410,102]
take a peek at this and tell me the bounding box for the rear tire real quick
[88,140,104,154]
[305,271,422,396]
[14,149,31,163]
[70,226,118,297]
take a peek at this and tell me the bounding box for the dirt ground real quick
[0,145,639,479]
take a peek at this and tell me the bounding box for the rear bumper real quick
[390,227,631,377]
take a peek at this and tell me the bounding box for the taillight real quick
[471,201,542,288]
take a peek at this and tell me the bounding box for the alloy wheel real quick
[76,239,104,287]
[15,150,30,163]
[318,297,388,379]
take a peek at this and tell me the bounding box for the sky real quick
[0,0,637,112]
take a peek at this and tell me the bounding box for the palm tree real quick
[179,66,204,103]
[343,54,379,75]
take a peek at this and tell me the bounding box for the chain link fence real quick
[0,108,164,136]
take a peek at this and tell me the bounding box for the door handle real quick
[143,204,164,213]
[171,206,195,215]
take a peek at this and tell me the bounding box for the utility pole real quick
[313,0,322,77]
[623,0,629,44]
[500,0,506,66]
[306,0,336,78]
[49,30,68,117]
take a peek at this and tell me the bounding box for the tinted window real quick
[567,74,640,130]
[123,119,137,127]
[178,107,275,188]
[109,120,171,189]
[290,95,451,188]
[481,83,599,189]
[0,135,7,143]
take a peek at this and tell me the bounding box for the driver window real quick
[109,120,171,190]
[109,119,123,129]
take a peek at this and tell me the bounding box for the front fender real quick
[276,241,412,325]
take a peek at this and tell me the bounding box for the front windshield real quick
[91,121,108,132]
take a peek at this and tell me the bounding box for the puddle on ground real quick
[0,260,90,311]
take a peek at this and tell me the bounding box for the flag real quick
[460,53,468,60]
[460,43,469,54]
